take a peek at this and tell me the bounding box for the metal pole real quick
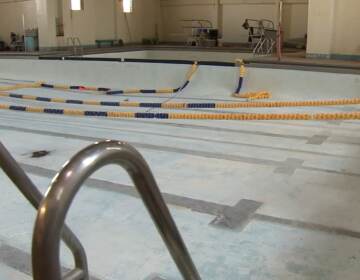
[113,0,118,40]
[0,142,42,208]
[277,0,283,61]
[32,141,201,280]
[0,142,89,280]
[124,13,132,43]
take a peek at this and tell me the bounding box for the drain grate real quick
[31,150,50,158]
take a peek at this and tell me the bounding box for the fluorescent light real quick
[123,0,133,13]
[71,0,83,11]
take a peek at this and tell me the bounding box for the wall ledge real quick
[307,53,360,62]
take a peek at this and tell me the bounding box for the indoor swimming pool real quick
[0,56,360,279]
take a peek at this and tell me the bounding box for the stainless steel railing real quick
[0,142,89,280]
[32,140,201,280]
[66,37,84,56]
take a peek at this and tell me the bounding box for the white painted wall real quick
[1,0,358,58]
[307,0,360,58]
[0,0,37,45]
[116,0,162,43]
[160,0,309,43]
[60,0,161,46]
[62,0,97,46]
[0,0,161,48]
[306,0,335,56]
[331,0,360,56]
[222,1,277,43]
[161,0,219,42]
[36,0,58,48]
[282,2,308,40]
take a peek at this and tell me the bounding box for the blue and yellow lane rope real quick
[234,59,246,94]
[0,60,268,99]
[232,59,271,100]
[0,82,43,91]
[1,82,359,120]
[38,62,199,95]
[1,102,360,120]
[1,91,360,109]
[1,62,359,121]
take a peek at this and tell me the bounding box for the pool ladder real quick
[67,37,84,56]
[0,141,201,280]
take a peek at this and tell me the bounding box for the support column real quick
[216,0,223,36]
[35,0,58,50]
[306,0,336,58]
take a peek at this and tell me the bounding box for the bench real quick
[95,39,123,48]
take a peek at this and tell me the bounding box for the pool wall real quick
[84,50,256,62]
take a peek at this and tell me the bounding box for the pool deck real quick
[0,45,359,69]
[0,59,360,279]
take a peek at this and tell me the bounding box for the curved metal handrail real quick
[32,140,201,280]
[0,142,89,280]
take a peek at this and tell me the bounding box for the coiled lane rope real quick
[232,59,271,99]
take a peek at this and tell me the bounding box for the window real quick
[71,0,84,11]
[123,0,133,13]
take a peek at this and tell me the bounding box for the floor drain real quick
[31,150,50,158]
